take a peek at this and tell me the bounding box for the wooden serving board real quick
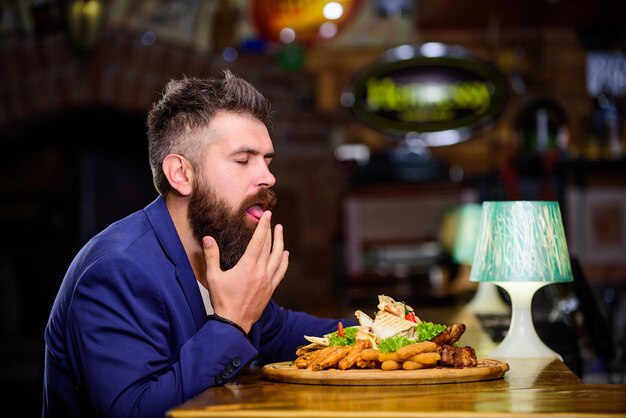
[263,359,509,386]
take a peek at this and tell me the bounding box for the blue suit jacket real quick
[43,197,347,417]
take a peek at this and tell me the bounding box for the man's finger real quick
[267,224,285,275]
[258,216,272,268]
[202,236,222,277]
[242,211,272,262]
[271,251,289,290]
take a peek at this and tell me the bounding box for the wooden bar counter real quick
[167,357,626,417]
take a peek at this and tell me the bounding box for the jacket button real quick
[221,370,230,379]
[231,358,241,367]
[215,376,224,385]
[225,363,234,373]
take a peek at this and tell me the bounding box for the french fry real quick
[356,359,380,369]
[295,348,324,369]
[294,356,308,369]
[339,340,371,370]
[381,360,402,371]
[308,345,351,371]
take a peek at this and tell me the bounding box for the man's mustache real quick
[240,188,277,213]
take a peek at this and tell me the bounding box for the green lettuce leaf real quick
[377,321,447,352]
[327,326,359,346]
[377,335,414,353]
[415,321,447,342]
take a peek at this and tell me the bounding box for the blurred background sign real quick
[342,43,508,146]
[587,52,626,98]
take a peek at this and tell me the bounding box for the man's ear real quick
[162,154,194,196]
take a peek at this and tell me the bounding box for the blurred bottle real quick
[590,88,624,159]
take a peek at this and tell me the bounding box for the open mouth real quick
[242,189,276,224]
[245,203,267,223]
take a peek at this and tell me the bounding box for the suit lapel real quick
[144,197,207,330]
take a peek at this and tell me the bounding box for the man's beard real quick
[188,178,277,270]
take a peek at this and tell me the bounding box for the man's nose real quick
[257,164,276,188]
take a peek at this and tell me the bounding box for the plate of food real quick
[263,295,509,386]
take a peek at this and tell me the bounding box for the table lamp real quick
[452,204,510,315]
[470,201,573,359]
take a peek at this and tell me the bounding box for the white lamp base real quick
[489,281,562,360]
[464,282,510,315]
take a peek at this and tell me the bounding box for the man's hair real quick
[147,69,272,196]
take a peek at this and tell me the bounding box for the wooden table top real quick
[167,357,626,417]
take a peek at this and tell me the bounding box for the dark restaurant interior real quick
[1,0,626,415]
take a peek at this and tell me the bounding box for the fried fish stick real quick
[402,361,425,370]
[381,360,402,371]
[359,348,380,361]
[338,340,371,370]
[407,352,441,365]
[396,341,438,360]
[377,351,401,363]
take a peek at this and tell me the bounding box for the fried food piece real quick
[305,346,336,370]
[439,345,477,368]
[406,352,441,365]
[377,351,401,362]
[308,345,352,371]
[402,361,425,370]
[396,341,438,361]
[430,323,466,346]
[338,340,371,370]
[294,356,308,369]
[356,358,380,369]
[294,348,325,369]
[381,360,402,371]
[359,348,380,361]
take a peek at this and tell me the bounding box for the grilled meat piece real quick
[438,344,477,368]
[430,323,466,346]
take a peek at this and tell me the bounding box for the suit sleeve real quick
[66,254,257,418]
[254,300,358,365]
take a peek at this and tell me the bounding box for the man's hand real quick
[201,211,289,333]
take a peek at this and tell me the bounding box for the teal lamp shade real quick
[470,201,573,283]
[470,201,573,359]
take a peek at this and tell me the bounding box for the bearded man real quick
[42,70,349,418]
